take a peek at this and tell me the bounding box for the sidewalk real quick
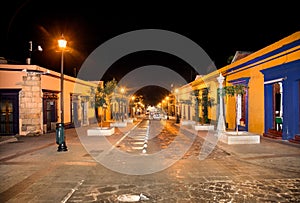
[179,123,300,173]
[1,119,300,166]
[0,119,140,161]
[0,136,18,145]
[180,122,300,157]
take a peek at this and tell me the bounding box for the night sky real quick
[1,1,299,105]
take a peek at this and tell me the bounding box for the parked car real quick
[152,113,161,120]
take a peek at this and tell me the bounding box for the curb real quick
[0,136,18,145]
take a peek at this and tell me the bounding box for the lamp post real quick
[162,99,166,114]
[131,96,135,118]
[175,88,180,123]
[120,87,125,122]
[217,73,226,136]
[26,41,43,65]
[166,96,169,119]
[56,34,68,152]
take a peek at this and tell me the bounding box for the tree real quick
[197,88,215,124]
[94,78,118,128]
[194,90,200,123]
[220,84,248,134]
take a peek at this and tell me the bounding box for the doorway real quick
[0,90,20,135]
[273,82,283,131]
[43,91,58,132]
[71,94,80,127]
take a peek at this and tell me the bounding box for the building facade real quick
[177,31,300,141]
[0,65,98,136]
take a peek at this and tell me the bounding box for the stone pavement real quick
[0,119,300,202]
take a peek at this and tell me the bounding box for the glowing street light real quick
[56,34,68,152]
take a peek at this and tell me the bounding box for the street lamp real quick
[26,41,43,65]
[56,34,68,152]
[175,88,180,123]
[217,73,226,135]
[120,87,125,122]
[131,96,135,118]
[162,99,166,112]
[166,96,169,119]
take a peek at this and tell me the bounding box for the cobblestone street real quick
[68,124,300,202]
[1,119,300,202]
[69,178,300,202]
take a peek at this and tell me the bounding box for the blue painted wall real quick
[261,60,300,140]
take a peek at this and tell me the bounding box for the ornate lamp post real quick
[175,88,180,123]
[217,73,226,136]
[131,96,135,118]
[120,87,125,122]
[166,96,169,119]
[56,34,68,152]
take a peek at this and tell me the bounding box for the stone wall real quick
[19,72,42,136]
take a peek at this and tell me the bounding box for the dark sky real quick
[1,1,299,105]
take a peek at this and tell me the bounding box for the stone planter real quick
[126,118,134,123]
[219,131,260,144]
[194,124,214,131]
[181,120,196,126]
[110,121,127,128]
[87,127,115,136]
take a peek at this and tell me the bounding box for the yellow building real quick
[177,31,300,141]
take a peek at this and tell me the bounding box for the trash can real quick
[56,123,64,145]
[56,123,67,152]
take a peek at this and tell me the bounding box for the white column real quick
[217,73,226,135]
